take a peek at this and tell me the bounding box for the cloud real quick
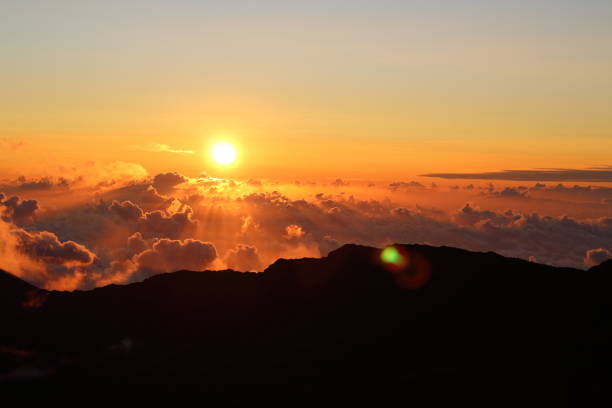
[331,178,349,187]
[139,208,197,239]
[224,244,261,272]
[1,194,39,223]
[497,187,529,199]
[133,238,217,278]
[152,172,188,194]
[126,232,149,255]
[389,181,426,191]
[3,166,612,290]
[530,183,612,202]
[453,204,520,226]
[58,161,148,190]
[109,200,144,222]
[143,143,195,155]
[584,248,611,267]
[13,177,61,191]
[0,162,148,194]
[14,229,95,266]
[284,224,306,240]
[421,166,612,182]
[0,219,97,290]
[105,199,197,239]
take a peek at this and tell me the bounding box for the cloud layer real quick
[1,164,611,290]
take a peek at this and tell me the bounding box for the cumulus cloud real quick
[1,195,39,223]
[103,199,197,239]
[584,248,611,267]
[14,229,95,266]
[138,208,197,239]
[497,187,529,199]
[152,172,188,194]
[134,238,217,277]
[0,219,97,290]
[109,200,144,222]
[453,204,520,226]
[225,244,261,272]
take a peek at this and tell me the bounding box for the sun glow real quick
[211,142,237,166]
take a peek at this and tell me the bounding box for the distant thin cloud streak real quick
[421,167,612,182]
[144,143,195,155]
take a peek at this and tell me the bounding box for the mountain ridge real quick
[1,243,611,405]
[2,242,606,295]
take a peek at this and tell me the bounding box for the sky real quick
[1,1,611,289]
[1,0,611,180]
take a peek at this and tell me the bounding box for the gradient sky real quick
[1,0,611,180]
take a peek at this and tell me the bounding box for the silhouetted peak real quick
[327,243,376,258]
[589,258,612,273]
[0,269,40,312]
[0,269,36,291]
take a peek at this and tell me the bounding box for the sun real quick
[211,142,237,166]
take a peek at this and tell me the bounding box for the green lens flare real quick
[381,246,402,264]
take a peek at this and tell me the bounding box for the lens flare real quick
[380,246,431,290]
[381,246,404,265]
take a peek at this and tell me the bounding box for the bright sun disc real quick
[211,142,236,165]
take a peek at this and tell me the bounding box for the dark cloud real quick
[535,184,612,201]
[109,200,144,222]
[1,195,39,223]
[584,248,611,267]
[103,184,173,211]
[126,232,148,255]
[497,187,529,199]
[105,199,197,239]
[13,176,61,191]
[453,204,520,226]
[134,238,217,277]
[388,181,426,191]
[14,229,95,266]
[421,166,612,182]
[152,172,188,194]
[138,208,197,239]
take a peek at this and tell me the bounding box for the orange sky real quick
[1,1,611,181]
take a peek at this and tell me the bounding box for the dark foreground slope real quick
[1,244,612,406]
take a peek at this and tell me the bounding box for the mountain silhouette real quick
[1,243,611,406]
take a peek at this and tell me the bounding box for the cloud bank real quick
[0,164,611,290]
